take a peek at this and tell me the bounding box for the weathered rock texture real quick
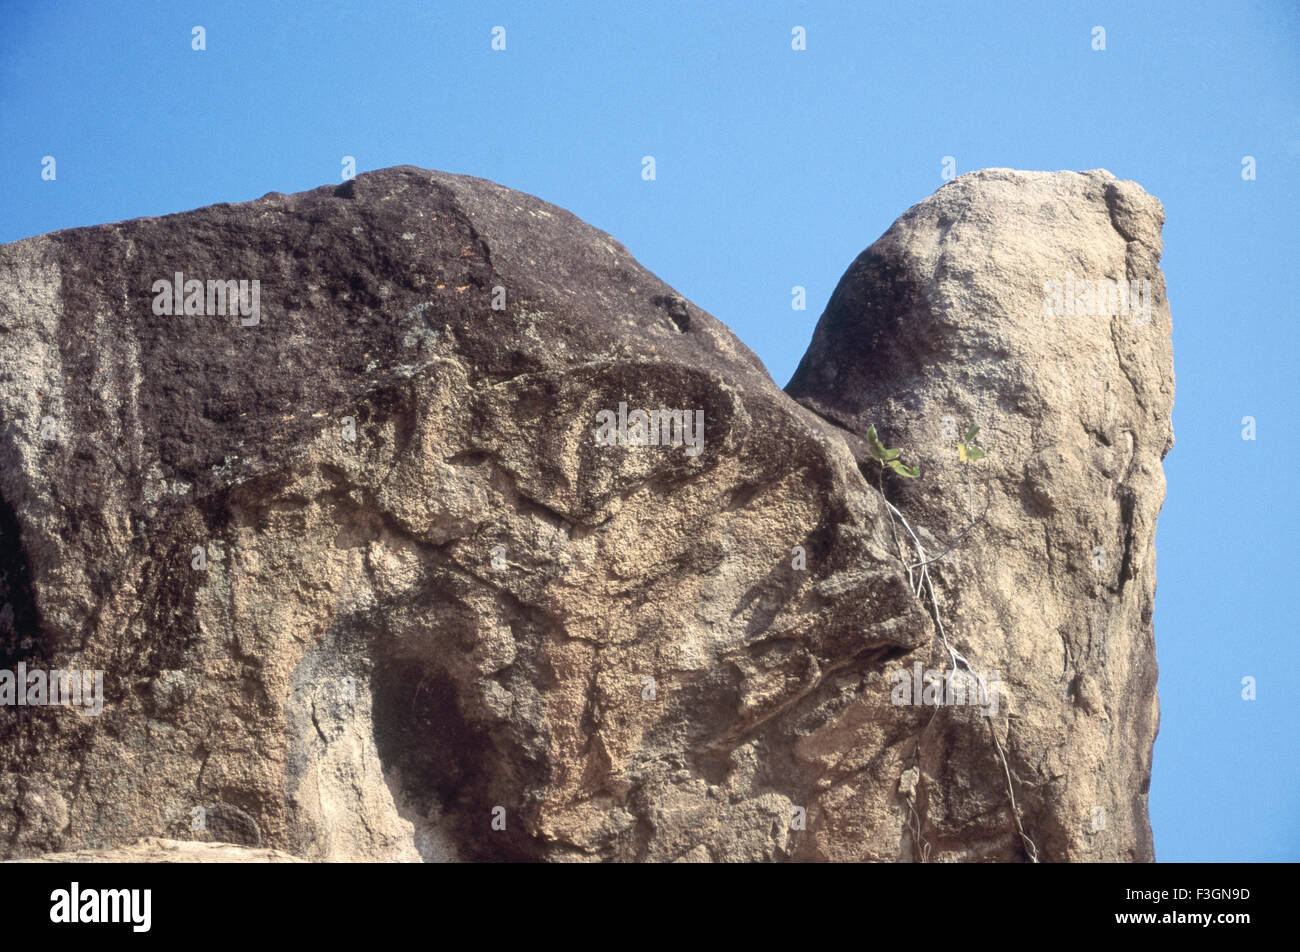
[788,169,1173,861]
[6,838,304,863]
[0,166,1171,862]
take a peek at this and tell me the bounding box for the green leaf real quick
[884,448,902,460]
[965,424,980,443]
[959,443,985,462]
[865,424,887,461]
[887,460,919,478]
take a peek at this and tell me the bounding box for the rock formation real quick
[0,166,1172,862]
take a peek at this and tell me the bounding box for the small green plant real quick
[957,424,988,521]
[957,424,985,463]
[866,424,919,479]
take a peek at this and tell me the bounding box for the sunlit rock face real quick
[0,166,1170,862]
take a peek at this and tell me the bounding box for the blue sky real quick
[2,0,1296,861]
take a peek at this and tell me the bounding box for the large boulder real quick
[788,169,1173,861]
[0,166,1171,861]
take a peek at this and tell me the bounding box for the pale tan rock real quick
[789,168,1172,861]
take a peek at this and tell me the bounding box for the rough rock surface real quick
[0,166,1171,862]
[7,838,304,863]
[787,169,1173,861]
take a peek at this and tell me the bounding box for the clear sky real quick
[1,0,1296,862]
